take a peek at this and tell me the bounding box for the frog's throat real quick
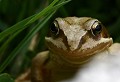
[49,52,91,68]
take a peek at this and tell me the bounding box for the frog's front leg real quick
[31,51,50,82]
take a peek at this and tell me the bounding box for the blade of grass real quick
[0,0,71,52]
[0,0,71,73]
[0,28,24,54]
[51,0,71,12]
[25,0,60,25]
[0,0,71,43]
[25,0,70,25]
[0,0,59,42]
[0,13,52,73]
[0,15,34,42]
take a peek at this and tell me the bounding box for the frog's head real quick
[45,17,113,63]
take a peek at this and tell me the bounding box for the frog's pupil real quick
[92,24,102,36]
[95,24,102,31]
[50,23,59,35]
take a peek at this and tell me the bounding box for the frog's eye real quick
[91,21,102,36]
[50,21,59,36]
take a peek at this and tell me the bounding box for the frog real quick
[15,17,113,82]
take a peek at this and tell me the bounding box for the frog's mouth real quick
[79,38,113,57]
[45,37,112,65]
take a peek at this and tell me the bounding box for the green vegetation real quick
[0,73,14,82]
[0,0,120,81]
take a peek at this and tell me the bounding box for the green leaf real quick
[0,73,14,82]
[0,0,63,42]
[0,0,71,73]
[0,15,34,42]
[0,0,71,54]
[25,0,59,25]
[0,12,53,73]
[0,0,60,53]
[0,0,71,45]
[0,0,59,42]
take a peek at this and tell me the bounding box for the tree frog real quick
[15,17,113,82]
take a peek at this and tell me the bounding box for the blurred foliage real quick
[0,0,120,80]
[0,73,14,82]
